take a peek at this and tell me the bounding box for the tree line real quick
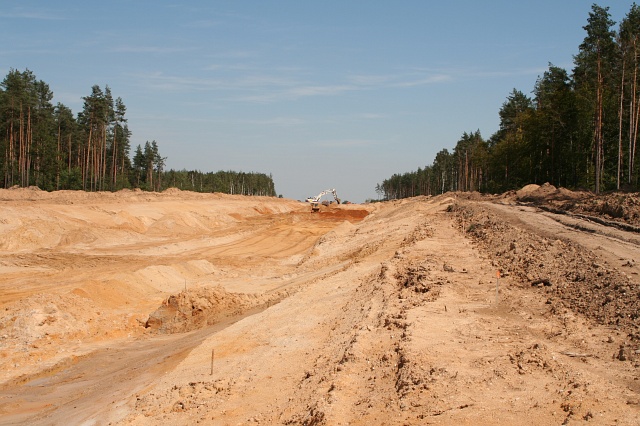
[163,169,276,196]
[0,69,276,196]
[377,4,640,200]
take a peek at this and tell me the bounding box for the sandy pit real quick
[0,187,639,425]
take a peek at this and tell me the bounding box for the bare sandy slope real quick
[0,188,638,425]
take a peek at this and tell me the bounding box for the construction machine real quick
[306,189,341,212]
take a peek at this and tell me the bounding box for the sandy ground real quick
[0,187,638,425]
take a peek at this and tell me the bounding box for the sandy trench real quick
[0,187,638,425]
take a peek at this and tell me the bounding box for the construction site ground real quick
[0,184,639,425]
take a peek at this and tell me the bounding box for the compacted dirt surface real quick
[0,185,639,425]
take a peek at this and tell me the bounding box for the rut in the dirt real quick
[280,220,449,424]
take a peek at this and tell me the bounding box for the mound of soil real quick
[511,184,640,228]
[145,287,289,334]
[570,193,640,226]
[516,182,584,202]
[449,201,640,349]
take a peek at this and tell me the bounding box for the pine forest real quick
[377,4,640,200]
[0,71,276,196]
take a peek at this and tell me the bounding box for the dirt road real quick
[0,188,638,425]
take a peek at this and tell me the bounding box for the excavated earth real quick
[0,185,639,425]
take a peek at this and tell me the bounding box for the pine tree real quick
[573,4,617,193]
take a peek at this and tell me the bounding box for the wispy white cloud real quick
[127,113,306,129]
[392,74,452,87]
[229,70,457,103]
[110,45,198,54]
[0,8,65,20]
[130,72,224,91]
[233,84,359,103]
[347,74,394,86]
[184,19,222,29]
[132,71,359,103]
[356,113,387,120]
[206,50,259,60]
[239,117,306,127]
[182,9,258,29]
[315,138,378,148]
[347,71,453,89]
[460,67,548,79]
[288,84,355,97]
[408,65,546,80]
[131,66,478,105]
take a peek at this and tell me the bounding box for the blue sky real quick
[1,1,634,202]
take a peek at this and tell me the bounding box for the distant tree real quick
[573,4,617,193]
[159,169,277,196]
[53,103,77,189]
[110,96,130,190]
[489,89,534,191]
[531,64,578,187]
[30,79,56,190]
[432,148,454,194]
[78,85,112,191]
[132,144,145,188]
[618,4,640,187]
[453,130,488,192]
[0,69,65,189]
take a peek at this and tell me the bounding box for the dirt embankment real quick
[449,201,640,346]
[0,188,309,385]
[122,194,640,425]
[508,182,640,230]
[0,187,639,425]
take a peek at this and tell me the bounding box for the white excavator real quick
[306,189,341,212]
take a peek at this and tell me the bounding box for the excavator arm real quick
[306,188,341,211]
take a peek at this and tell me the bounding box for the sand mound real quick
[516,184,541,198]
[144,286,286,334]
